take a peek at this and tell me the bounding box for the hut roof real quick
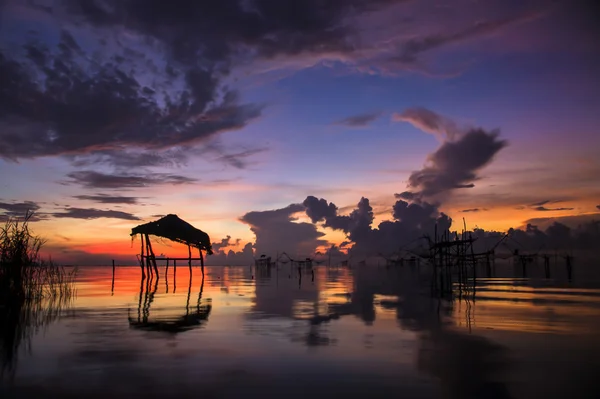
[131,214,213,254]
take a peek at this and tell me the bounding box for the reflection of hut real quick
[131,214,213,278]
[128,275,211,334]
[255,254,271,267]
[292,258,313,269]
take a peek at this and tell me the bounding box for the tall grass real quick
[0,212,77,378]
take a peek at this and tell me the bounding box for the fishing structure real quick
[130,214,213,279]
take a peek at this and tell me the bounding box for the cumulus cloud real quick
[302,195,451,257]
[240,203,326,257]
[212,235,241,252]
[51,207,140,220]
[64,171,197,189]
[73,194,140,204]
[334,111,382,127]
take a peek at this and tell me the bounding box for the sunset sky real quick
[0,0,599,264]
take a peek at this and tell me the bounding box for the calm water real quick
[2,262,600,398]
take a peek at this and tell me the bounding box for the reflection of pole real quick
[198,248,205,276]
[197,274,205,309]
[111,259,115,295]
[186,272,192,316]
[173,260,177,293]
[137,276,144,322]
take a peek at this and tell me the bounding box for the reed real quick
[0,211,77,377]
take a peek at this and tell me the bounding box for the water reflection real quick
[128,274,212,334]
[0,282,74,378]
[1,264,599,398]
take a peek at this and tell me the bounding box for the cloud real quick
[214,147,269,169]
[0,200,46,221]
[64,171,197,189]
[240,203,326,256]
[302,195,451,256]
[73,194,140,204]
[0,200,41,214]
[405,128,508,198]
[392,107,459,140]
[334,111,382,127]
[51,207,140,221]
[211,235,242,253]
[394,9,546,64]
[303,196,339,223]
[0,0,559,165]
[461,208,486,213]
[534,206,575,212]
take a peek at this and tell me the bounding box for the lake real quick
[2,262,600,398]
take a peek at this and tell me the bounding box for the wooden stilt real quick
[144,234,152,275]
[140,234,146,279]
[145,234,159,276]
[188,245,192,274]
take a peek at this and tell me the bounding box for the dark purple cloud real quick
[404,128,508,198]
[51,207,140,220]
[394,107,508,199]
[0,200,41,214]
[73,194,140,204]
[394,10,545,64]
[392,107,459,140]
[0,200,46,221]
[334,111,383,127]
[64,171,196,189]
[461,208,485,213]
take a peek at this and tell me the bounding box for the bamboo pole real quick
[140,234,146,279]
[145,234,159,276]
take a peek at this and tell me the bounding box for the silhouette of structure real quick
[128,274,211,334]
[131,214,213,278]
[254,254,272,267]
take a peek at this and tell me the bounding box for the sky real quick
[0,0,599,264]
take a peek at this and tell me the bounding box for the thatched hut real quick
[131,214,213,277]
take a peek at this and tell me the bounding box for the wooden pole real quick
[144,234,152,275]
[140,234,146,279]
[145,234,159,276]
